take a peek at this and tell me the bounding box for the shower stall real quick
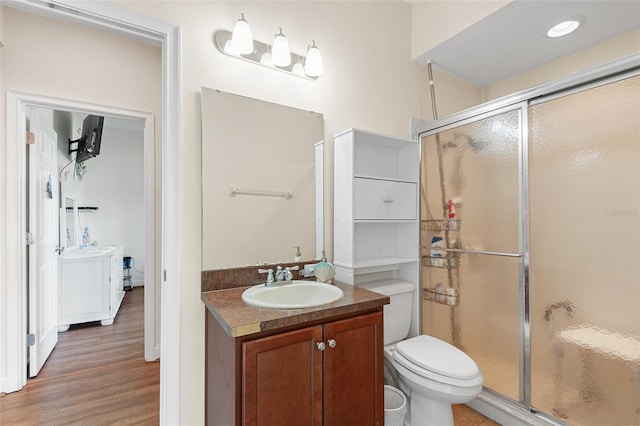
[416,56,640,425]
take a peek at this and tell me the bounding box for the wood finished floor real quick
[0,288,159,425]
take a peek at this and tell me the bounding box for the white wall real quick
[411,0,510,60]
[482,28,640,101]
[73,117,146,285]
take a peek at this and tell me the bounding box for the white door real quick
[27,107,59,377]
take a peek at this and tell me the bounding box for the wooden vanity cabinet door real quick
[242,325,324,426]
[323,311,384,426]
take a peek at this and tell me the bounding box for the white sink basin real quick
[62,246,117,259]
[242,281,344,309]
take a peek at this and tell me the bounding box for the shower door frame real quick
[413,52,640,424]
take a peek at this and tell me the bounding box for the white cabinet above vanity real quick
[353,177,416,220]
[333,128,420,313]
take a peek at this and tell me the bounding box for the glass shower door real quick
[420,107,524,402]
[529,75,640,425]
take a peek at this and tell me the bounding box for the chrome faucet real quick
[258,268,274,287]
[274,265,300,283]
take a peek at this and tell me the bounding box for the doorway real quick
[2,1,179,421]
[8,91,157,387]
[25,104,151,376]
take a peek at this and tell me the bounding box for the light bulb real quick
[272,27,291,67]
[292,61,305,76]
[304,40,323,77]
[223,40,238,55]
[260,52,272,66]
[231,13,253,54]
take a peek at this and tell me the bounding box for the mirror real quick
[61,196,79,249]
[201,88,324,269]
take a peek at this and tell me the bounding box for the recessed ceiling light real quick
[547,20,581,38]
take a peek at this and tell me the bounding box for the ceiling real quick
[414,0,640,87]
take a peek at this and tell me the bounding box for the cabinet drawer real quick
[353,178,416,220]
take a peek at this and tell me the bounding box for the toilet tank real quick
[358,279,414,345]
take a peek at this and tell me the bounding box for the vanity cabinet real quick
[206,309,384,426]
[58,246,124,331]
[333,128,420,285]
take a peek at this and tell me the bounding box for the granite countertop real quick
[202,281,389,338]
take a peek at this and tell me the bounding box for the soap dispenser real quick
[293,246,302,262]
[314,250,335,283]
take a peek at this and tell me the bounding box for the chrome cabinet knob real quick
[327,339,337,349]
[316,342,326,351]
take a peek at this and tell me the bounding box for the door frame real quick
[2,1,181,423]
[22,94,157,361]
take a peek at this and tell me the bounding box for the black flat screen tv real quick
[69,115,104,163]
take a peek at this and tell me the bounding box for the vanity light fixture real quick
[214,15,323,80]
[231,13,253,54]
[546,19,581,38]
[292,56,306,77]
[260,51,272,66]
[271,27,291,67]
[304,40,324,78]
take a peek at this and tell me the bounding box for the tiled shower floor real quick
[453,404,501,426]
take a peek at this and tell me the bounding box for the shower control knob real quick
[316,342,326,351]
[327,339,337,349]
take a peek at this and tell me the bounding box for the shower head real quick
[453,133,488,153]
[441,140,457,150]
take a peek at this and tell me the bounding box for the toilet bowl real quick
[359,280,483,426]
[384,336,483,425]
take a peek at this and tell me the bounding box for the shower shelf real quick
[422,219,460,232]
[422,255,458,269]
[423,287,458,306]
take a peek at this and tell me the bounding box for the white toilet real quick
[360,280,483,426]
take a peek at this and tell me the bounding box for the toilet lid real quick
[394,335,480,381]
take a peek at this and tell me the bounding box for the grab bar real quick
[228,185,293,199]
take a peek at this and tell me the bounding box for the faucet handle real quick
[286,265,300,271]
[258,268,274,285]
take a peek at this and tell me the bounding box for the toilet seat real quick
[392,336,483,387]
